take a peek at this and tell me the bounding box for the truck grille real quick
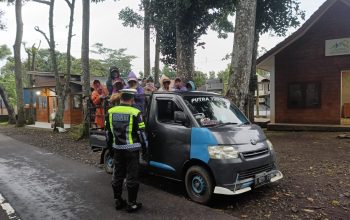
[242,148,269,159]
[238,164,274,180]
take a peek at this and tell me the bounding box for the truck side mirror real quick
[174,111,187,124]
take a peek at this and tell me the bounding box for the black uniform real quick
[105,104,148,205]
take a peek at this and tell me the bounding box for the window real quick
[288,82,321,109]
[38,96,47,109]
[157,99,182,123]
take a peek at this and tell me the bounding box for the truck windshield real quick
[183,96,249,127]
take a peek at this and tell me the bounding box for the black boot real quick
[115,198,127,210]
[126,202,142,212]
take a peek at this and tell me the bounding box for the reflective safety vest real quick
[106,104,146,151]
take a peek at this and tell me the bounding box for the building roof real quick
[27,71,81,77]
[257,0,350,71]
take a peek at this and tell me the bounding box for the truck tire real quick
[185,166,214,205]
[103,148,114,174]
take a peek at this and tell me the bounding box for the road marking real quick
[0,193,21,220]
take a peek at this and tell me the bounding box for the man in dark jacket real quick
[105,89,148,212]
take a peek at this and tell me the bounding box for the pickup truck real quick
[90,91,283,204]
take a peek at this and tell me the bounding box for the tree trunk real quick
[47,0,64,130]
[63,0,76,123]
[175,20,195,82]
[25,48,35,125]
[14,0,25,127]
[0,85,16,124]
[143,0,151,78]
[154,31,160,85]
[81,0,90,137]
[28,45,38,125]
[226,0,257,113]
[248,32,259,122]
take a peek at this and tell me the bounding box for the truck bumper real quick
[213,170,283,195]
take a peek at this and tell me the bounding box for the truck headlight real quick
[266,140,274,151]
[208,146,239,159]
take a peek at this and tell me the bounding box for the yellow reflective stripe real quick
[128,116,133,144]
[138,122,145,129]
[109,113,116,143]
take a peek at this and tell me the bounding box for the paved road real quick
[0,134,237,220]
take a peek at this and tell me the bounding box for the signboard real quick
[325,38,350,56]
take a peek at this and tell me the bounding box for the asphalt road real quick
[0,133,237,220]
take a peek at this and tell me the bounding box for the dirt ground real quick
[0,125,349,220]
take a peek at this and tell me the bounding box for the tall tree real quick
[143,0,151,77]
[34,0,65,130]
[14,0,25,127]
[119,1,153,78]
[226,0,257,112]
[81,0,90,136]
[63,0,76,112]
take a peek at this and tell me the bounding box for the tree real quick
[161,65,176,79]
[119,1,152,78]
[64,0,76,104]
[34,0,65,130]
[14,0,25,127]
[226,0,257,113]
[151,0,235,82]
[193,70,207,88]
[91,43,136,76]
[23,42,41,125]
[81,0,91,136]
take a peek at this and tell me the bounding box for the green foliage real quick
[0,44,11,60]
[151,0,304,67]
[193,71,207,88]
[160,65,176,79]
[217,65,230,94]
[91,43,137,77]
[119,7,144,28]
[209,71,216,79]
[0,72,17,106]
[256,0,305,37]
[0,10,5,30]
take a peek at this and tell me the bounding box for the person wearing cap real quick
[186,81,196,91]
[107,66,121,95]
[158,75,171,92]
[172,77,187,92]
[125,71,145,114]
[105,89,148,212]
[91,80,109,128]
[144,76,157,94]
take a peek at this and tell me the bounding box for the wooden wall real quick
[275,1,350,124]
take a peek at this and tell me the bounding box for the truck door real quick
[147,95,191,179]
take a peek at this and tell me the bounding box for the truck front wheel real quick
[185,166,214,205]
[103,148,114,174]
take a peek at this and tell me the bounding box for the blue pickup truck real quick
[90,91,283,204]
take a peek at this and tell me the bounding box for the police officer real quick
[105,89,148,212]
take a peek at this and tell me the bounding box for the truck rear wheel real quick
[103,148,114,174]
[185,166,214,205]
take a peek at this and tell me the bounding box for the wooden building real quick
[25,72,83,125]
[257,0,350,126]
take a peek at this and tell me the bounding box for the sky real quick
[0,0,327,75]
